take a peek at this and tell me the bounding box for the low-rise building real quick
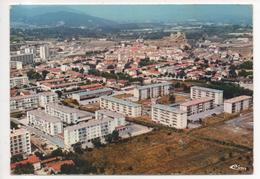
[10,128,31,156]
[27,110,63,136]
[134,82,172,100]
[190,86,223,105]
[100,96,142,117]
[10,76,29,88]
[10,92,58,112]
[72,88,113,104]
[45,103,94,124]
[152,104,187,129]
[224,95,252,113]
[180,97,215,116]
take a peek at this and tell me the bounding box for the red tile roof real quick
[11,155,40,170]
[46,160,75,172]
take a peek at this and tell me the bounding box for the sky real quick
[70,5,253,23]
[12,5,253,24]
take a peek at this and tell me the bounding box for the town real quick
[9,5,253,175]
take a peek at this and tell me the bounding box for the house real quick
[11,155,41,171]
[46,160,75,174]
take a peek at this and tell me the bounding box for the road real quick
[225,112,253,129]
[11,117,65,148]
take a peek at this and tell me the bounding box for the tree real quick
[27,69,42,80]
[13,163,34,174]
[105,130,120,143]
[51,147,63,157]
[41,70,50,80]
[73,142,84,154]
[91,137,102,148]
[60,164,77,174]
[79,68,85,74]
[11,154,23,163]
[55,90,62,98]
[72,68,79,72]
[240,61,253,70]
[107,64,115,69]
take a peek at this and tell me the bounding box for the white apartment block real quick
[10,128,31,156]
[40,45,50,60]
[224,95,253,113]
[64,117,119,147]
[11,53,34,65]
[134,82,172,100]
[152,104,187,129]
[45,103,94,124]
[27,110,63,136]
[190,86,223,105]
[100,96,142,117]
[10,61,23,70]
[180,97,215,116]
[10,92,58,112]
[95,109,126,127]
[10,76,29,88]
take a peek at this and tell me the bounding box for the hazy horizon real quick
[11,5,252,24]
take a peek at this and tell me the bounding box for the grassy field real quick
[80,127,253,174]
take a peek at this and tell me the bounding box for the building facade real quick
[190,86,223,105]
[100,96,142,117]
[45,103,94,124]
[180,97,215,116]
[10,128,31,156]
[152,104,187,129]
[72,88,113,104]
[95,109,126,127]
[40,45,50,60]
[10,76,29,88]
[133,82,172,100]
[64,118,118,147]
[27,110,63,136]
[11,53,34,65]
[10,92,58,112]
[224,95,253,113]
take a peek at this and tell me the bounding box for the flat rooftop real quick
[65,117,113,132]
[96,109,125,118]
[224,95,252,104]
[28,110,61,123]
[152,104,186,114]
[100,96,141,108]
[180,97,214,107]
[11,92,57,100]
[10,128,29,137]
[75,88,113,96]
[46,103,94,118]
[136,82,172,90]
[191,86,223,93]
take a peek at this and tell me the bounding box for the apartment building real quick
[152,104,187,129]
[10,128,31,156]
[27,110,63,136]
[133,82,172,100]
[100,96,142,117]
[95,109,126,127]
[45,103,94,124]
[72,88,113,104]
[190,86,223,105]
[180,97,215,116]
[64,117,118,147]
[224,95,253,113]
[10,53,34,65]
[10,61,23,70]
[10,92,58,112]
[10,76,29,88]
